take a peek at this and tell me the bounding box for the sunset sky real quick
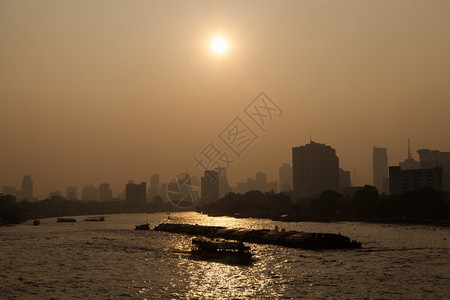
[1,0,450,198]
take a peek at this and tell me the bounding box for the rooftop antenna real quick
[408,138,412,159]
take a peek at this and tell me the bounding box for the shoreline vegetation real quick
[1,186,449,227]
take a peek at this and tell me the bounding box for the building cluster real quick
[373,140,449,195]
[1,175,34,201]
[2,140,449,206]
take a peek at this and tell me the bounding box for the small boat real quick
[191,237,253,264]
[85,216,105,222]
[57,217,76,223]
[135,223,150,230]
[33,219,40,226]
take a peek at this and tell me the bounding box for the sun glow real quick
[211,37,228,54]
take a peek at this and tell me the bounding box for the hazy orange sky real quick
[1,0,450,198]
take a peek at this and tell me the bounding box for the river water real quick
[0,212,449,299]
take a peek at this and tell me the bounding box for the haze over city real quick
[1,0,450,199]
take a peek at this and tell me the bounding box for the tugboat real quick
[135,222,150,230]
[191,237,253,264]
[85,216,105,222]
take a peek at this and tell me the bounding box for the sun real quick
[211,37,228,54]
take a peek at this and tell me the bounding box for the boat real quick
[56,217,76,223]
[33,219,40,226]
[85,216,105,222]
[135,223,150,230]
[191,237,253,264]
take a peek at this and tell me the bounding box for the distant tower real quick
[279,163,293,192]
[126,182,146,208]
[292,141,339,195]
[214,167,231,198]
[399,139,420,170]
[149,174,160,201]
[66,187,78,200]
[99,183,112,202]
[372,147,388,193]
[21,175,33,201]
[201,170,219,204]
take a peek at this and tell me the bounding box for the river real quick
[0,212,448,299]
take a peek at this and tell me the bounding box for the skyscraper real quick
[126,182,146,207]
[99,183,112,202]
[21,175,33,201]
[279,163,293,192]
[417,148,450,191]
[292,140,339,196]
[372,147,388,194]
[149,174,160,201]
[201,170,219,204]
[66,187,78,200]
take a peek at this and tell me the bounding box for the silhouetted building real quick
[2,186,18,198]
[66,187,77,200]
[21,175,33,201]
[279,163,293,192]
[389,166,443,195]
[126,182,146,207]
[148,174,160,201]
[339,168,351,188]
[417,149,450,191]
[82,184,99,201]
[160,183,168,202]
[372,147,388,194]
[233,172,277,194]
[215,167,231,198]
[292,140,339,196]
[49,191,63,198]
[99,183,112,202]
[201,170,219,204]
[399,139,420,170]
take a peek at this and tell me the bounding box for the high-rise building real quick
[126,182,146,207]
[66,187,78,200]
[149,174,160,201]
[279,163,293,192]
[417,149,450,191]
[99,183,112,202]
[215,167,231,198]
[339,168,351,188]
[292,140,339,196]
[82,184,99,201]
[389,166,443,195]
[372,147,388,194]
[21,175,33,201]
[201,170,219,204]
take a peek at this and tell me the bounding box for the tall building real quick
[215,167,231,198]
[66,187,78,200]
[201,170,219,204]
[372,147,388,194]
[292,140,339,196]
[389,166,443,195]
[339,168,351,188]
[82,184,99,201]
[279,163,293,192]
[148,174,160,201]
[21,175,33,201]
[417,149,450,191]
[126,182,146,207]
[99,183,112,202]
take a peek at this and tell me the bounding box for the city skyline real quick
[3,140,448,200]
[1,1,450,198]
